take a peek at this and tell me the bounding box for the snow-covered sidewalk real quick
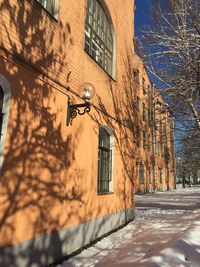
[58,187,200,267]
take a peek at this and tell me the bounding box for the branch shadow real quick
[0,1,90,266]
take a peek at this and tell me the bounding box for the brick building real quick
[132,57,175,194]
[153,90,175,192]
[131,54,155,194]
[0,0,136,266]
[0,0,175,266]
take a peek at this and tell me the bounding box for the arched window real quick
[97,127,114,193]
[85,0,114,76]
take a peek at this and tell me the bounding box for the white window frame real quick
[84,0,116,78]
[97,126,114,193]
[36,0,59,19]
[0,74,11,172]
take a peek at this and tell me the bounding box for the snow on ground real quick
[59,187,200,267]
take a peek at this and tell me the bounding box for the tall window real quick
[140,163,145,184]
[97,127,113,193]
[0,87,4,140]
[160,121,163,140]
[136,126,140,146]
[147,85,151,101]
[160,168,163,183]
[149,165,152,184]
[158,142,161,155]
[148,134,151,150]
[143,130,146,149]
[166,167,169,184]
[148,108,150,123]
[36,0,59,18]
[143,103,146,121]
[85,0,113,76]
[142,78,146,94]
[134,69,139,92]
[147,86,151,122]
[0,75,11,172]
[136,96,140,111]
[163,123,167,141]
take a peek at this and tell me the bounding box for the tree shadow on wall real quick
[50,51,149,267]
[0,1,87,266]
[90,51,148,221]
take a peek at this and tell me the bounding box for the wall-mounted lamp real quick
[66,83,95,126]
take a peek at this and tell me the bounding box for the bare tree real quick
[137,0,200,132]
[182,129,200,175]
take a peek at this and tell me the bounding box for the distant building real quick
[133,62,175,194]
[153,90,175,192]
[0,0,175,266]
[131,55,155,194]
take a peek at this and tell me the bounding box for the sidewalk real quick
[58,188,200,267]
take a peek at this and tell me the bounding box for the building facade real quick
[132,58,175,194]
[153,90,175,192]
[0,0,137,266]
[130,55,154,194]
[0,0,175,266]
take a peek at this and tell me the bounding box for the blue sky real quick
[135,0,153,36]
[135,0,180,151]
[134,1,182,151]
[134,1,157,80]
[134,0,168,88]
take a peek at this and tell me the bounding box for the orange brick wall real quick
[131,54,154,193]
[132,57,175,194]
[0,0,136,248]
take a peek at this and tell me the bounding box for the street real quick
[59,187,200,267]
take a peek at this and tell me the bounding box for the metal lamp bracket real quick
[66,98,91,126]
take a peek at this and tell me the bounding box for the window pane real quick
[143,131,146,149]
[140,164,144,183]
[160,169,163,183]
[85,0,113,75]
[136,97,140,111]
[98,127,112,193]
[36,0,59,18]
[54,0,59,19]
[143,103,145,120]
[99,127,110,148]
[136,126,140,146]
